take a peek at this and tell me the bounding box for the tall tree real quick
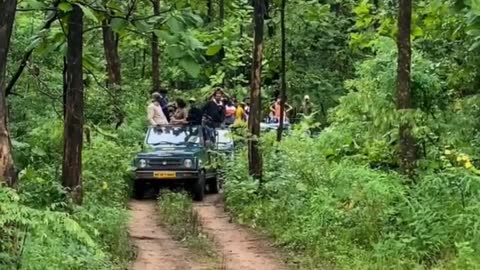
[248,0,265,180]
[102,17,123,127]
[0,0,17,187]
[207,0,214,23]
[151,0,161,91]
[62,4,84,204]
[276,0,287,142]
[396,0,416,177]
[219,0,225,25]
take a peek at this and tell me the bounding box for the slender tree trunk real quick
[219,0,225,25]
[151,0,161,91]
[248,0,265,181]
[0,0,17,187]
[276,0,287,142]
[207,0,214,23]
[141,48,146,78]
[102,19,123,128]
[62,5,84,204]
[396,0,416,178]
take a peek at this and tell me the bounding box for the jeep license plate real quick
[153,171,176,179]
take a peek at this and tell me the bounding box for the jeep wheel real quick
[191,171,206,201]
[134,181,146,200]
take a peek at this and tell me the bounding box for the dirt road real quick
[129,196,288,270]
[129,200,209,270]
[193,195,288,270]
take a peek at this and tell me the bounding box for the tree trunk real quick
[0,0,17,187]
[151,0,161,91]
[219,0,225,25]
[207,0,214,23]
[248,0,265,181]
[62,5,84,204]
[396,0,416,178]
[102,19,123,128]
[276,0,287,142]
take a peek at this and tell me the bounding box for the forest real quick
[1,0,480,269]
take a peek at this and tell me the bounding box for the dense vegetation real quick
[1,0,480,269]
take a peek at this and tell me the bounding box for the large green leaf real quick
[179,57,201,77]
[206,44,223,56]
[25,0,46,9]
[166,45,186,58]
[133,20,151,33]
[153,30,178,43]
[77,4,99,23]
[110,18,128,33]
[166,16,184,33]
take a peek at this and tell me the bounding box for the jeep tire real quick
[133,181,146,200]
[191,171,206,201]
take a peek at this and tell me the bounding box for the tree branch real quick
[6,0,61,97]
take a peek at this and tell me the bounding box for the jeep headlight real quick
[184,159,193,168]
[138,159,147,168]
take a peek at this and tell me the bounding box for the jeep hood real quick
[137,146,200,158]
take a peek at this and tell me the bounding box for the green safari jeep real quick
[132,125,219,201]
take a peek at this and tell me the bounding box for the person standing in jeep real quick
[158,88,170,122]
[202,88,226,128]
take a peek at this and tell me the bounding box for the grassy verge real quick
[157,191,219,266]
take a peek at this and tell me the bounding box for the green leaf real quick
[77,4,99,23]
[58,2,73,12]
[166,17,184,33]
[110,18,128,33]
[166,45,186,58]
[179,57,201,77]
[26,0,46,9]
[133,20,151,33]
[184,34,204,49]
[153,30,177,43]
[206,44,222,56]
[31,147,47,157]
[412,26,424,38]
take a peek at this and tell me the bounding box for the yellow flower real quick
[464,161,473,169]
[102,181,109,190]
[456,156,462,162]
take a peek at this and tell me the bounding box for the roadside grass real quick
[156,191,220,267]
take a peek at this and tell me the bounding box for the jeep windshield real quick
[146,125,201,146]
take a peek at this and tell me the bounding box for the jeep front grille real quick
[148,158,183,168]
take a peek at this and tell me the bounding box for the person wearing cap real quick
[147,92,169,126]
[301,95,313,116]
[187,97,202,125]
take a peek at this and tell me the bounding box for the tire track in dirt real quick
[193,195,289,270]
[129,200,210,270]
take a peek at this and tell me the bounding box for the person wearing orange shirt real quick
[270,98,292,123]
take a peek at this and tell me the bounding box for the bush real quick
[224,132,480,270]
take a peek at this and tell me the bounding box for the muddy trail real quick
[129,195,288,270]
[129,200,210,270]
[193,194,289,270]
